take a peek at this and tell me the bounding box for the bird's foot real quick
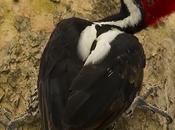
[124,87,173,124]
[6,112,34,130]
[123,96,143,118]
[6,87,40,130]
[138,102,173,124]
[124,87,157,118]
[6,111,40,130]
[6,115,25,130]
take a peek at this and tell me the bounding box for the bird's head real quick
[140,0,175,26]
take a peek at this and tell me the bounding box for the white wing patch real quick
[77,24,97,61]
[84,29,123,66]
[78,0,141,63]
[94,0,142,28]
[84,41,111,66]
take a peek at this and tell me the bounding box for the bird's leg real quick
[124,87,156,117]
[6,87,40,130]
[7,110,40,130]
[123,96,143,118]
[138,101,173,124]
[7,113,32,130]
[124,87,173,124]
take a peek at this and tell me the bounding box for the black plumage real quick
[38,18,92,130]
[63,34,145,130]
[38,0,146,130]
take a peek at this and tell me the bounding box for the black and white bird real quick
[38,0,175,130]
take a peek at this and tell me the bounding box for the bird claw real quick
[124,109,134,118]
[7,121,18,130]
[142,87,158,99]
[5,86,40,130]
[166,115,173,124]
[123,87,173,124]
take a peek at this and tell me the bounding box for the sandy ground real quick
[0,0,175,130]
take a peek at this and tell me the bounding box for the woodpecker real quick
[38,0,175,130]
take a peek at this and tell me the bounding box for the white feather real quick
[94,0,142,28]
[84,29,123,66]
[77,24,97,61]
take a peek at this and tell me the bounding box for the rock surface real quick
[0,0,175,130]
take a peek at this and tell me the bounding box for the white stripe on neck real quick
[94,0,142,28]
[84,29,123,66]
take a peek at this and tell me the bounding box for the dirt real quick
[0,0,175,130]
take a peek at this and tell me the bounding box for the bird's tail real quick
[141,0,175,26]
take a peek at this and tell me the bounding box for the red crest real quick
[141,0,175,25]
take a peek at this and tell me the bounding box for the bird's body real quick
[38,0,175,130]
[38,17,145,130]
[63,33,145,130]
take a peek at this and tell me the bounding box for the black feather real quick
[38,1,146,130]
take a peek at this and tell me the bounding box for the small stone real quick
[0,93,4,103]
[0,16,4,25]
[29,31,48,48]
[15,16,31,32]
[50,0,60,3]
[29,33,41,48]
[0,107,12,122]
[13,0,19,2]
[8,80,17,88]
[0,6,4,25]
[8,69,21,88]
[13,97,20,108]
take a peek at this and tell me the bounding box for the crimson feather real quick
[141,0,175,26]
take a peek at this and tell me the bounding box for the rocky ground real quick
[0,0,175,130]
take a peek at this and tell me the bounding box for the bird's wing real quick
[63,33,145,130]
[63,64,139,129]
[38,19,84,130]
[38,29,68,130]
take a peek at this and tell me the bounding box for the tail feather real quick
[141,0,175,25]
